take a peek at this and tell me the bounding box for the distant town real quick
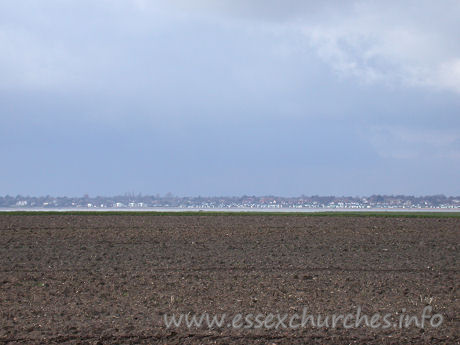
[1,194,459,210]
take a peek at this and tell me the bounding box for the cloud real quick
[301,1,460,94]
[164,0,460,94]
[0,1,459,196]
[1,0,459,95]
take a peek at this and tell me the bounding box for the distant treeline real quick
[0,194,459,208]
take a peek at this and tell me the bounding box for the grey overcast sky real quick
[1,0,459,196]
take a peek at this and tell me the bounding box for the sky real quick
[1,0,459,197]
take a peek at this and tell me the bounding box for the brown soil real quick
[0,214,458,344]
